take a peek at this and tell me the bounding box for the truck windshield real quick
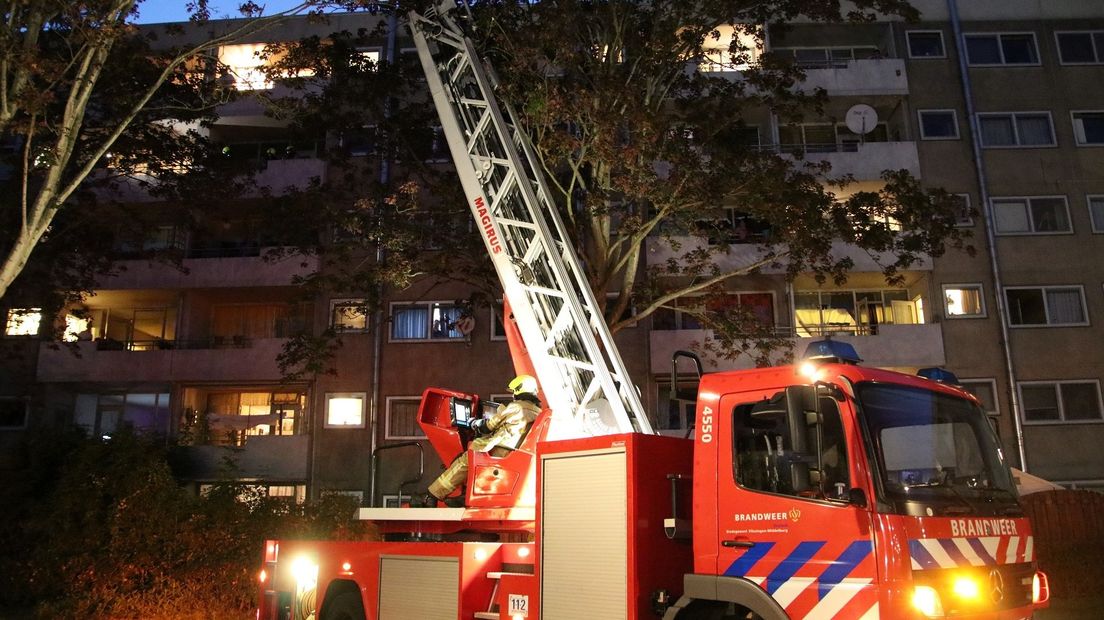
[856,383,1020,517]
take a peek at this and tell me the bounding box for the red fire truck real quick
[256,3,1049,619]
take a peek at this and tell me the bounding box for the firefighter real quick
[421,374,542,507]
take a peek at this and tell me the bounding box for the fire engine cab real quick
[256,2,1049,619]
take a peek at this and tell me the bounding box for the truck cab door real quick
[715,386,880,618]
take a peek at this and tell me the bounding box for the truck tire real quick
[320,590,366,620]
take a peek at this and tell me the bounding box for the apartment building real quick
[3,0,1101,502]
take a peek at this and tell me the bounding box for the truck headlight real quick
[290,556,319,589]
[951,574,980,601]
[912,585,944,618]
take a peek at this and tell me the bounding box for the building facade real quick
[3,0,1102,502]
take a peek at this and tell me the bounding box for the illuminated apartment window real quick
[63,314,92,342]
[943,284,986,318]
[389,301,465,341]
[218,43,273,90]
[4,308,41,336]
[331,299,369,332]
[326,392,366,428]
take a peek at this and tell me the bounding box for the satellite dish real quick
[845,104,879,135]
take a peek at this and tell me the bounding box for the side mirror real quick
[790,461,811,494]
[848,488,868,508]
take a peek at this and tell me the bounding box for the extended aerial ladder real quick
[408,1,653,437]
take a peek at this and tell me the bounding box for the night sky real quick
[134,0,307,24]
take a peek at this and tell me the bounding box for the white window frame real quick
[330,298,369,332]
[1018,380,1104,425]
[918,109,960,140]
[4,307,42,337]
[1054,31,1104,65]
[991,195,1073,235]
[490,300,507,341]
[324,392,367,429]
[1087,195,1104,233]
[388,300,467,343]
[1071,110,1104,146]
[0,397,29,430]
[906,30,946,59]
[1003,285,1089,328]
[963,32,1041,67]
[977,112,1056,148]
[942,283,987,319]
[960,379,1000,416]
[951,193,973,227]
[385,395,426,440]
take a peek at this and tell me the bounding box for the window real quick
[950,193,973,227]
[960,380,999,416]
[907,31,946,58]
[1055,31,1104,64]
[1005,286,1087,327]
[188,391,303,444]
[389,301,465,341]
[4,308,41,336]
[943,284,986,318]
[992,196,1071,234]
[490,301,507,340]
[978,113,1055,147]
[213,303,299,340]
[386,396,425,439]
[75,392,172,438]
[653,292,775,331]
[918,110,959,140]
[1072,111,1104,145]
[0,398,28,429]
[657,383,697,432]
[1020,381,1103,423]
[964,33,1039,66]
[218,43,273,90]
[331,299,369,332]
[326,393,366,428]
[733,387,851,500]
[1088,195,1104,233]
[793,288,918,336]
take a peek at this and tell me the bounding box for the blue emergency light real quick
[802,339,862,364]
[917,367,960,385]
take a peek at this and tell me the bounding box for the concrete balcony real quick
[798,141,920,180]
[645,238,931,272]
[250,157,326,195]
[37,338,289,383]
[98,250,318,290]
[650,322,945,374]
[797,59,908,96]
[175,434,310,481]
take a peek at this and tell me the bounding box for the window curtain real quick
[392,306,428,339]
[1046,288,1084,324]
[1016,115,1052,145]
[431,304,463,338]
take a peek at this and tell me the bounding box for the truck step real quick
[487,571,531,579]
[474,613,500,620]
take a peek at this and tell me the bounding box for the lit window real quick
[918,110,959,140]
[1005,286,1087,327]
[218,43,273,90]
[978,113,1055,147]
[331,299,369,331]
[5,308,41,336]
[907,31,945,58]
[1056,31,1104,64]
[1020,381,1103,422]
[390,301,466,341]
[992,197,1071,234]
[1072,111,1104,145]
[326,393,366,428]
[965,33,1039,66]
[64,314,91,342]
[386,397,425,439]
[943,284,986,318]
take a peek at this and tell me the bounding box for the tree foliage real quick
[262,0,971,372]
[0,429,373,619]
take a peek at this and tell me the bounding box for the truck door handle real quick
[722,540,756,548]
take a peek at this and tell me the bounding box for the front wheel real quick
[320,590,366,620]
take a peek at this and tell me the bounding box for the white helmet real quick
[508,374,538,396]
